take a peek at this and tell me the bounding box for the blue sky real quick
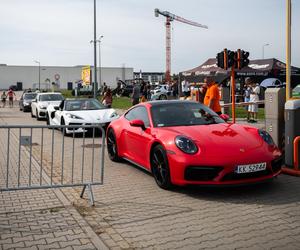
[0,0,299,73]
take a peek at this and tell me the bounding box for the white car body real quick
[46,99,119,134]
[31,92,64,120]
[150,84,171,100]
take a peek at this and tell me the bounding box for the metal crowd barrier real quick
[0,125,105,206]
[220,100,265,108]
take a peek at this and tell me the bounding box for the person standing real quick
[102,88,113,108]
[132,82,140,106]
[7,88,16,108]
[1,91,7,108]
[203,77,221,115]
[248,83,260,122]
[243,84,251,121]
[181,79,190,98]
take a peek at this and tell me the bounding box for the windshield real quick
[151,102,225,127]
[24,93,37,100]
[39,94,64,101]
[65,99,106,111]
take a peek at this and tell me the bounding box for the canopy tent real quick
[180,58,300,88]
[180,58,229,84]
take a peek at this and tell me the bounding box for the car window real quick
[24,93,37,100]
[151,102,225,127]
[125,106,150,127]
[65,99,105,111]
[39,94,64,101]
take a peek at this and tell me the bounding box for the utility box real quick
[265,88,286,148]
[220,86,230,115]
[285,99,300,168]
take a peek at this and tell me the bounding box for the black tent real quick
[180,58,300,88]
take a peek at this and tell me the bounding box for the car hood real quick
[66,109,118,122]
[157,123,265,156]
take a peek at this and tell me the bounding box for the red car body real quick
[107,101,282,189]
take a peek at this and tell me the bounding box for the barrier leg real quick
[282,136,300,176]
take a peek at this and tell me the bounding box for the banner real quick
[81,66,91,86]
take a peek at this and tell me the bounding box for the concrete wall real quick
[0,65,133,90]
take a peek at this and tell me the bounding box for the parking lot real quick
[1,106,300,250]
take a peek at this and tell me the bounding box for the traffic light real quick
[240,50,250,68]
[227,50,235,68]
[216,49,226,69]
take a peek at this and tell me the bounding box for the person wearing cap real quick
[203,77,221,115]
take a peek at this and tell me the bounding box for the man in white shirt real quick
[181,80,190,98]
[248,83,260,122]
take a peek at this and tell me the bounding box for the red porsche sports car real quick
[106,100,282,189]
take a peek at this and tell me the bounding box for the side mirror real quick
[54,106,59,111]
[32,99,37,102]
[130,119,146,130]
[219,114,229,122]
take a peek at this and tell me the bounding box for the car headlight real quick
[23,102,29,106]
[66,113,83,119]
[175,135,198,154]
[258,129,275,145]
[110,112,119,118]
[39,105,47,109]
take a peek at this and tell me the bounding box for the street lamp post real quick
[93,0,97,98]
[97,36,104,91]
[262,43,270,59]
[34,60,41,90]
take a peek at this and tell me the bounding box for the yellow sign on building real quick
[81,66,91,86]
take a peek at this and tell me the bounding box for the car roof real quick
[65,98,97,101]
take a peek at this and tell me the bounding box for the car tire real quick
[31,109,35,118]
[151,145,172,189]
[107,129,121,162]
[61,118,66,136]
[36,109,41,121]
[46,114,50,126]
[159,94,167,100]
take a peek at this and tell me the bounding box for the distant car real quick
[150,84,171,100]
[292,84,300,98]
[9,85,18,91]
[107,100,282,189]
[31,92,64,120]
[19,92,37,112]
[46,98,119,135]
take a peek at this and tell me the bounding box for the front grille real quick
[69,123,82,126]
[222,169,272,181]
[271,157,283,173]
[184,166,223,181]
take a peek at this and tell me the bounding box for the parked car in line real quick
[46,98,119,135]
[19,92,37,112]
[31,92,64,120]
[150,84,171,100]
[106,100,282,189]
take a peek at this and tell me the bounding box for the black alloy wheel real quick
[151,145,172,189]
[46,114,50,125]
[107,129,121,162]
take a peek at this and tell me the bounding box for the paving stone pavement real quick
[1,106,300,250]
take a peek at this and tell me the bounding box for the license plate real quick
[236,162,267,174]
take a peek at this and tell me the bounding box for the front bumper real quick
[167,151,282,186]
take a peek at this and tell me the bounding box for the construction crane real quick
[155,8,208,83]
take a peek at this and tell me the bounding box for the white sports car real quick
[46,98,119,135]
[150,84,172,100]
[31,92,64,120]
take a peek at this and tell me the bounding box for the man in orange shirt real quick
[203,77,222,115]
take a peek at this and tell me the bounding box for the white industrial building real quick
[0,64,133,90]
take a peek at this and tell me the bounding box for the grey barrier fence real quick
[0,124,105,206]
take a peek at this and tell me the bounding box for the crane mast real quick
[155,8,208,83]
